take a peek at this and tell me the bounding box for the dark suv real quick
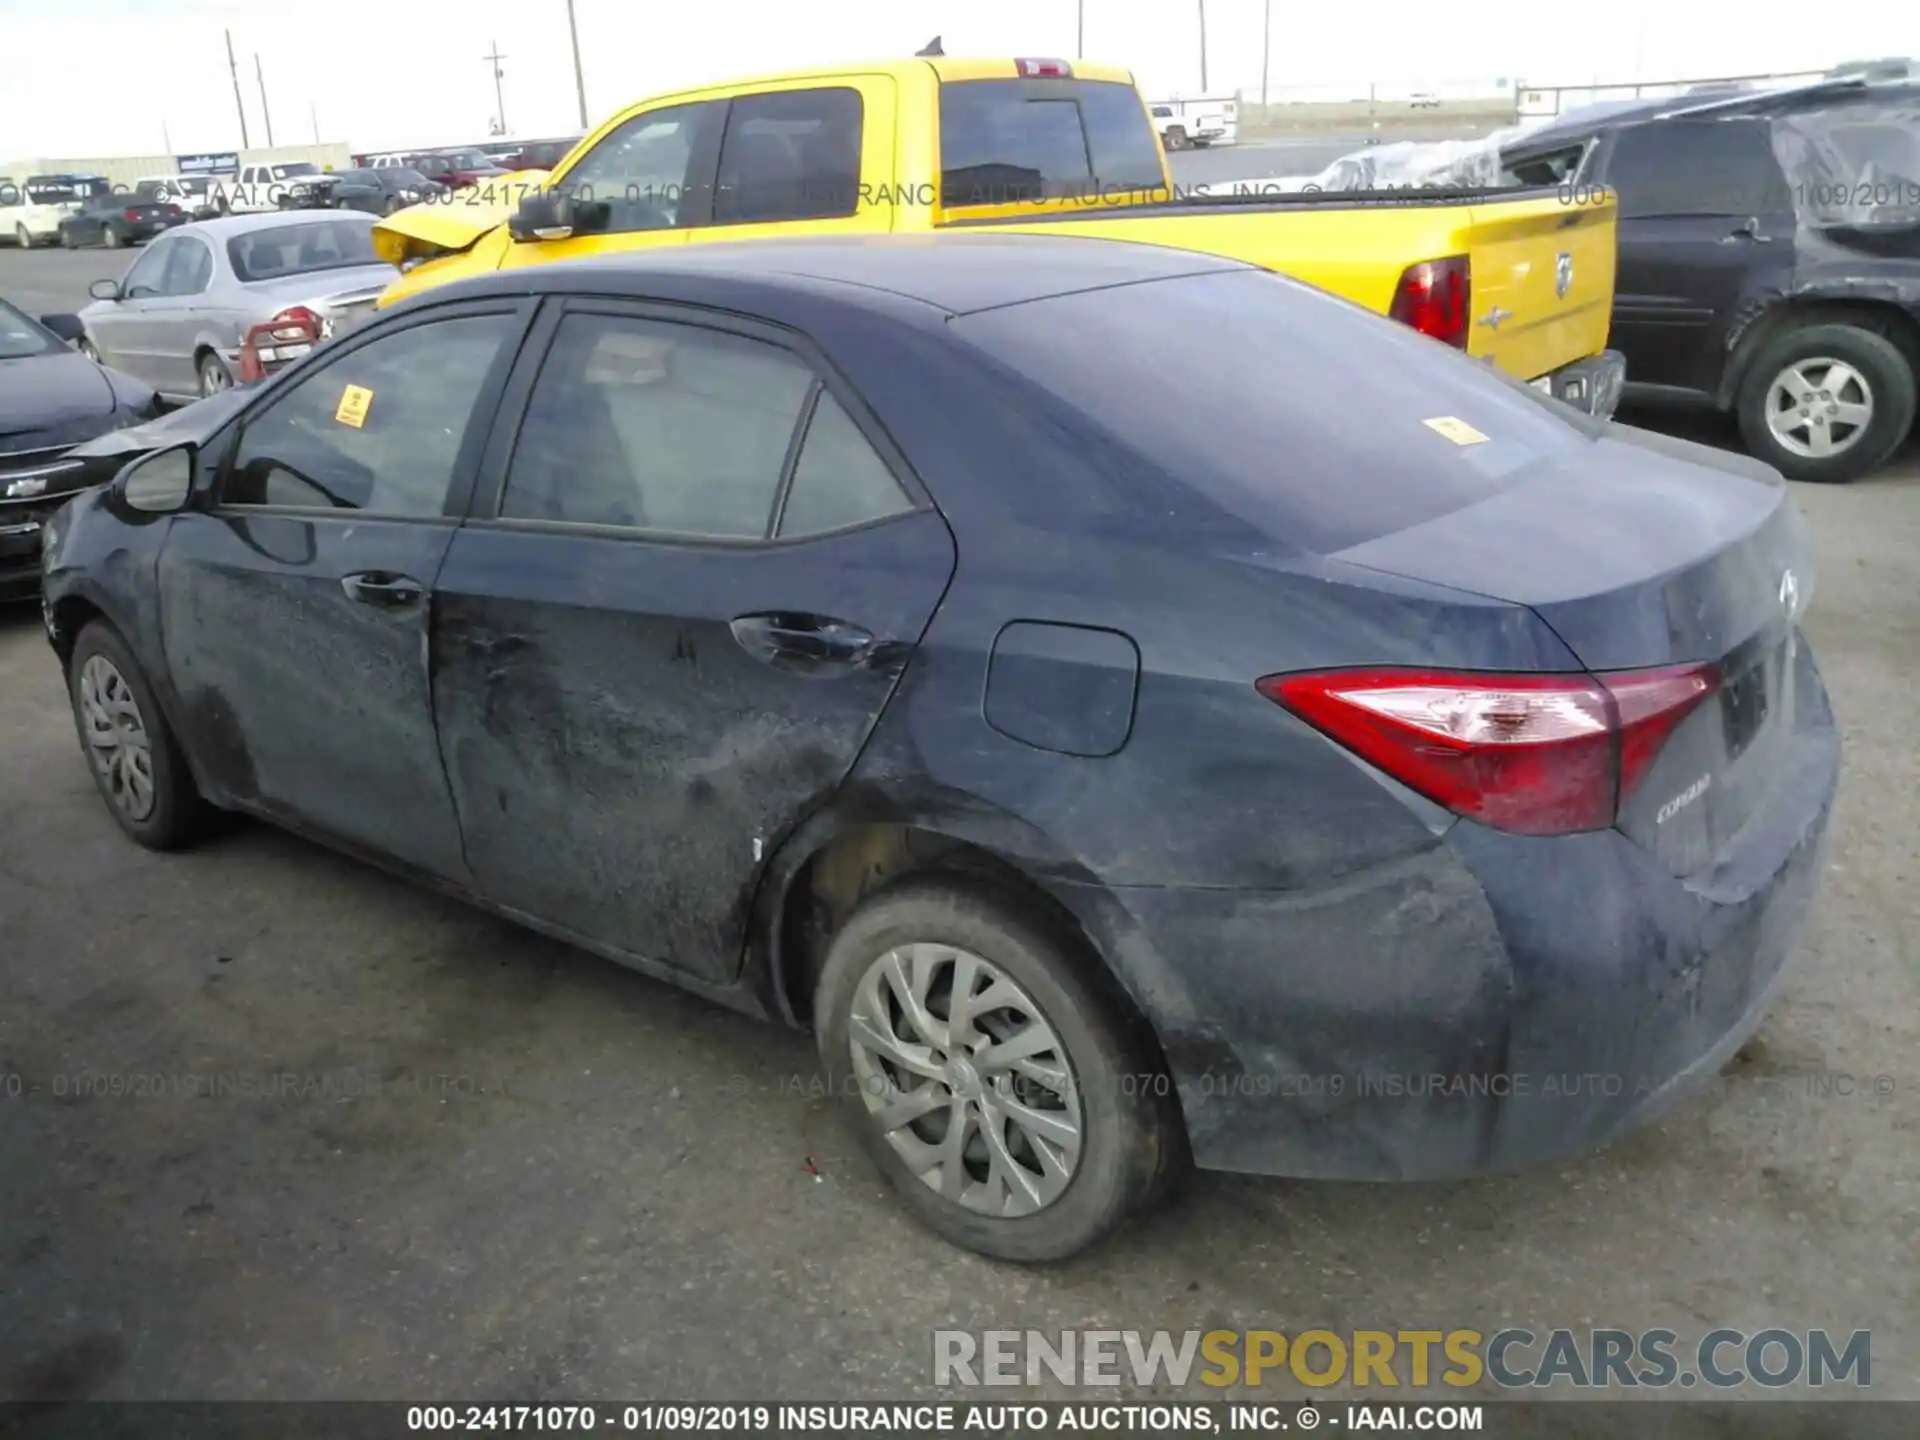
[1506,75,1920,483]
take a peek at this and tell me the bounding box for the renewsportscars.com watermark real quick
[933,1328,1872,1391]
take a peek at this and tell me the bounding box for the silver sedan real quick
[76,211,397,403]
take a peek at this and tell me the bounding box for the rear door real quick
[430,299,956,981]
[143,234,217,396]
[696,80,897,242]
[1596,118,1797,395]
[156,299,530,879]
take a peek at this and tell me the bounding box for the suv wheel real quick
[66,621,212,850]
[1163,125,1190,151]
[1736,322,1916,483]
[813,875,1184,1262]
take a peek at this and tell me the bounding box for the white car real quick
[1,174,107,247]
[133,174,225,220]
[209,161,328,215]
[1150,103,1233,151]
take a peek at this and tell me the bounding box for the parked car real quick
[74,211,397,402]
[134,175,226,220]
[500,136,585,171]
[307,167,448,216]
[1148,99,1231,150]
[0,297,158,598]
[213,161,327,215]
[57,193,188,249]
[1503,72,1920,481]
[372,55,1625,407]
[409,148,510,189]
[41,235,1838,1261]
[1,173,111,247]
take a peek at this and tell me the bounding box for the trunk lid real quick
[1334,422,1815,874]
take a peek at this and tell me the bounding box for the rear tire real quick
[66,621,212,851]
[14,223,31,248]
[102,225,121,249]
[197,352,234,397]
[813,874,1183,1262]
[1735,322,1915,484]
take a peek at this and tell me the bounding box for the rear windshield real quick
[954,270,1593,554]
[269,163,320,180]
[226,219,378,282]
[938,78,1165,206]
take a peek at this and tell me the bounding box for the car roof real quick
[1512,75,1920,150]
[169,210,379,242]
[436,233,1250,317]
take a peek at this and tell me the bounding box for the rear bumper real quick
[1062,658,1839,1181]
[1538,348,1627,419]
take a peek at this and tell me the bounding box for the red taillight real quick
[1016,57,1073,78]
[1256,664,1720,837]
[1388,256,1471,349]
[266,305,322,342]
[123,208,141,222]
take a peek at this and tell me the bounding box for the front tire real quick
[77,338,100,363]
[1163,126,1190,152]
[814,875,1182,1262]
[102,225,121,249]
[1735,322,1916,483]
[14,223,31,248]
[66,621,211,850]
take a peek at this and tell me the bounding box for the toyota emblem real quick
[1554,252,1574,299]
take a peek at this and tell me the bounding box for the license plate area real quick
[1720,654,1773,761]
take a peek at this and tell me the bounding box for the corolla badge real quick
[1554,252,1574,299]
[1779,568,1800,616]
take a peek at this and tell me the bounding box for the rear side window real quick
[939,79,1165,206]
[1602,119,1793,218]
[954,269,1591,554]
[500,312,815,538]
[714,87,863,224]
[776,392,912,537]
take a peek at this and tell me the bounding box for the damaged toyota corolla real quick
[38,234,1840,1262]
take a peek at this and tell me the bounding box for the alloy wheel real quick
[200,360,231,396]
[78,655,156,822]
[1765,357,1874,459]
[847,942,1083,1217]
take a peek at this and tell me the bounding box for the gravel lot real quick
[1,241,1916,1416]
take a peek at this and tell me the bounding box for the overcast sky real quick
[3,0,1916,158]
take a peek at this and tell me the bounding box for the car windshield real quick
[270,163,321,180]
[226,219,379,282]
[0,298,58,359]
[432,150,492,170]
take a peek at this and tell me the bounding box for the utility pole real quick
[565,0,590,130]
[1197,0,1209,92]
[1077,0,1084,58]
[255,54,275,147]
[311,102,321,144]
[485,40,508,136]
[225,30,251,149]
[162,118,173,153]
[1261,0,1271,107]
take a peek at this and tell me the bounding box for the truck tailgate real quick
[956,189,1618,382]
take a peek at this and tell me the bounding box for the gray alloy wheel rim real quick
[846,942,1084,1217]
[78,655,156,822]
[201,359,230,395]
[79,340,98,362]
[1765,356,1874,459]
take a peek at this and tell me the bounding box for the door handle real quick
[341,571,426,608]
[730,612,878,675]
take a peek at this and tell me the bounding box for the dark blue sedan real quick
[39,235,1840,1261]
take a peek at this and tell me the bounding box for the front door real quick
[87,237,179,387]
[156,299,529,880]
[430,301,956,980]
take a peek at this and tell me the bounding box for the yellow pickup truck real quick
[373,57,1624,409]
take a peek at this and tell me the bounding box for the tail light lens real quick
[1388,256,1471,348]
[239,306,325,381]
[1257,665,1720,837]
[265,305,322,342]
[122,208,141,222]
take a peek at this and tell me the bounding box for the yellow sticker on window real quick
[334,384,374,429]
[1423,416,1489,446]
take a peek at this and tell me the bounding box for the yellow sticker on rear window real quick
[1423,416,1489,446]
[334,384,374,429]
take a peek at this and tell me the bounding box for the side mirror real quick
[508,189,574,242]
[116,444,198,515]
[40,313,85,344]
[88,279,121,302]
